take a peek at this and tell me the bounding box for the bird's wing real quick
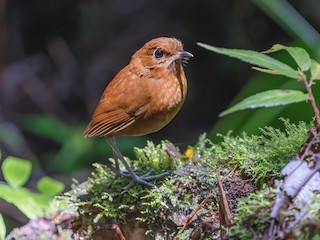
[83,99,150,138]
[83,67,151,138]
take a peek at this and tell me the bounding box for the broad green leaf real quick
[219,89,308,117]
[209,67,310,140]
[311,59,320,80]
[1,157,32,187]
[0,183,50,219]
[37,176,64,197]
[197,42,298,79]
[264,44,311,71]
[0,213,5,240]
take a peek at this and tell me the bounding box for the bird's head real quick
[131,37,193,73]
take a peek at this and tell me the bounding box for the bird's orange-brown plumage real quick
[83,37,192,138]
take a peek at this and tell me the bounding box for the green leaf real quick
[0,183,50,219]
[37,176,64,197]
[0,213,6,240]
[1,157,32,187]
[264,44,311,71]
[219,89,308,117]
[311,59,320,80]
[251,67,280,75]
[197,42,298,79]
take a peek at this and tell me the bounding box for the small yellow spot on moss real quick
[185,148,194,158]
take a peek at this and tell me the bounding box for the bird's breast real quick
[146,68,187,117]
[133,67,187,134]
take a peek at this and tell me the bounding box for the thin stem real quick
[299,70,320,130]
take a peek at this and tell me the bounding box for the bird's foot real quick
[107,166,170,189]
[123,169,171,189]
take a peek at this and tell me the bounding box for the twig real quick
[222,165,237,182]
[173,166,237,240]
[173,191,214,240]
[111,223,126,240]
[217,168,235,228]
[299,70,320,130]
[300,128,318,160]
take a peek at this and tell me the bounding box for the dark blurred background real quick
[1,0,320,230]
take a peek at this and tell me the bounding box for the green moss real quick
[309,193,320,221]
[85,162,217,238]
[289,192,320,239]
[227,187,320,239]
[205,119,310,186]
[56,119,313,238]
[133,140,178,171]
[227,188,277,239]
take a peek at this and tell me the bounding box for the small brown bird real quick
[83,37,193,187]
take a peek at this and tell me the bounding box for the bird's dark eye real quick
[154,49,164,59]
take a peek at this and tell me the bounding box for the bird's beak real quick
[176,50,194,60]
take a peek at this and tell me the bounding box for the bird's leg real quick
[105,137,143,177]
[104,137,130,187]
[105,137,170,188]
[110,138,120,175]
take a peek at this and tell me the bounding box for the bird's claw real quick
[123,170,171,189]
[108,168,171,189]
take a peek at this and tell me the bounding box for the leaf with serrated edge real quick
[311,59,320,80]
[219,89,308,117]
[197,43,298,79]
[264,44,311,71]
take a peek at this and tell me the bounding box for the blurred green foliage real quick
[253,0,320,57]
[2,156,32,188]
[20,114,147,173]
[0,156,64,234]
[0,213,5,240]
[0,156,64,218]
[209,0,320,140]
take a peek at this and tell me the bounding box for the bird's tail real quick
[83,121,92,139]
